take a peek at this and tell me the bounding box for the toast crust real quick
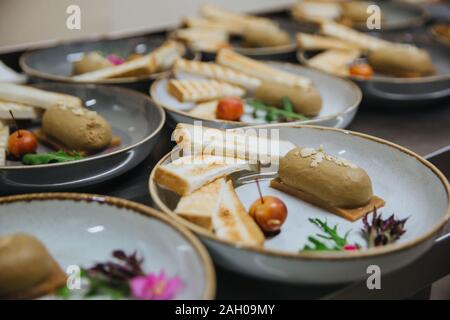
[270,178,385,222]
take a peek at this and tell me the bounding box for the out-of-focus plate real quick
[150,62,361,129]
[0,193,215,299]
[0,83,165,193]
[149,124,450,284]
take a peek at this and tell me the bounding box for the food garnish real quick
[22,151,83,165]
[247,99,309,122]
[106,54,125,65]
[361,208,408,248]
[7,110,38,158]
[349,62,373,79]
[302,218,358,251]
[57,250,183,300]
[216,97,244,121]
[249,179,288,234]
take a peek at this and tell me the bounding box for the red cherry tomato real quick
[349,63,373,79]
[249,196,288,233]
[7,130,38,158]
[216,97,244,121]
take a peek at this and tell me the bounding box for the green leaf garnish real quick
[22,151,84,165]
[247,99,309,122]
[282,96,293,112]
[302,218,354,251]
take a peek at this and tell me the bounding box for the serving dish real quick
[151,61,361,129]
[149,124,450,284]
[297,26,450,106]
[20,36,198,92]
[0,83,165,193]
[0,193,215,299]
[291,0,427,31]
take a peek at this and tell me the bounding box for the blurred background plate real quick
[20,36,198,92]
[0,83,165,193]
[151,61,361,129]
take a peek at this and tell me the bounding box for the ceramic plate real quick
[0,193,215,299]
[150,62,361,129]
[149,124,450,284]
[20,36,198,92]
[298,34,450,105]
[0,83,165,193]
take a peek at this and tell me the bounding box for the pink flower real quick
[106,54,124,65]
[130,270,183,300]
[344,244,358,251]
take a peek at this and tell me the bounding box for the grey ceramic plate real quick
[298,33,450,105]
[20,36,197,92]
[151,61,361,129]
[149,124,450,284]
[0,83,165,193]
[0,193,215,299]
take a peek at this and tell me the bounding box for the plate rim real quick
[0,192,216,300]
[0,83,166,170]
[149,62,362,127]
[148,123,450,261]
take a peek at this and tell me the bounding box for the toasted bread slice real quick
[320,21,391,51]
[307,49,361,76]
[72,41,185,81]
[292,2,342,24]
[213,179,264,246]
[172,28,229,52]
[174,178,225,230]
[174,59,261,91]
[0,121,8,166]
[0,101,43,120]
[0,84,82,109]
[182,17,243,35]
[173,123,296,165]
[188,100,218,120]
[270,178,385,222]
[216,49,312,89]
[168,79,245,103]
[154,154,248,196]
[296,33,357,51]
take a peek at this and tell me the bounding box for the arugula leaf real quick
[302,218,353,251]
[282,97,293,112]
[247,99,309,122]
[22,151,83,165]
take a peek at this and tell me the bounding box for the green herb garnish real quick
[247,99,309,122]
[302,218,357,251]
[22,151,84,165]
[282,96,293,112]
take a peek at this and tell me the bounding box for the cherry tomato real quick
[249,196,288,233]
[7,130,38,158]
[216,97,244,121]
[349,63,373,79]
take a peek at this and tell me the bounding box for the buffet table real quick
[1,3,449,300]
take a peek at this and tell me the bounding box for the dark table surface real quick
[1,2,449,300]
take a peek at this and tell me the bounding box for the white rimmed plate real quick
[149,124,450,284]
[150,62,362,129]
[0,193,215,299]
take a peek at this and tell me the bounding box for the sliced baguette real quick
[182,17,243,35]
[320,21,391,51]
[72,41,185,81]
[296,33,357,51]
[174,59,261,91]
[0,101,43,120]
[0,122,9,166]
[0,84,82,109]
[216,49,312,89]
[174,178,224,230]
[154,154,248,196]
[307,49,361,76]
[188,100,218,120]
[168,79,245,103]
[173,123,296,164]
[213,179,265,246]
